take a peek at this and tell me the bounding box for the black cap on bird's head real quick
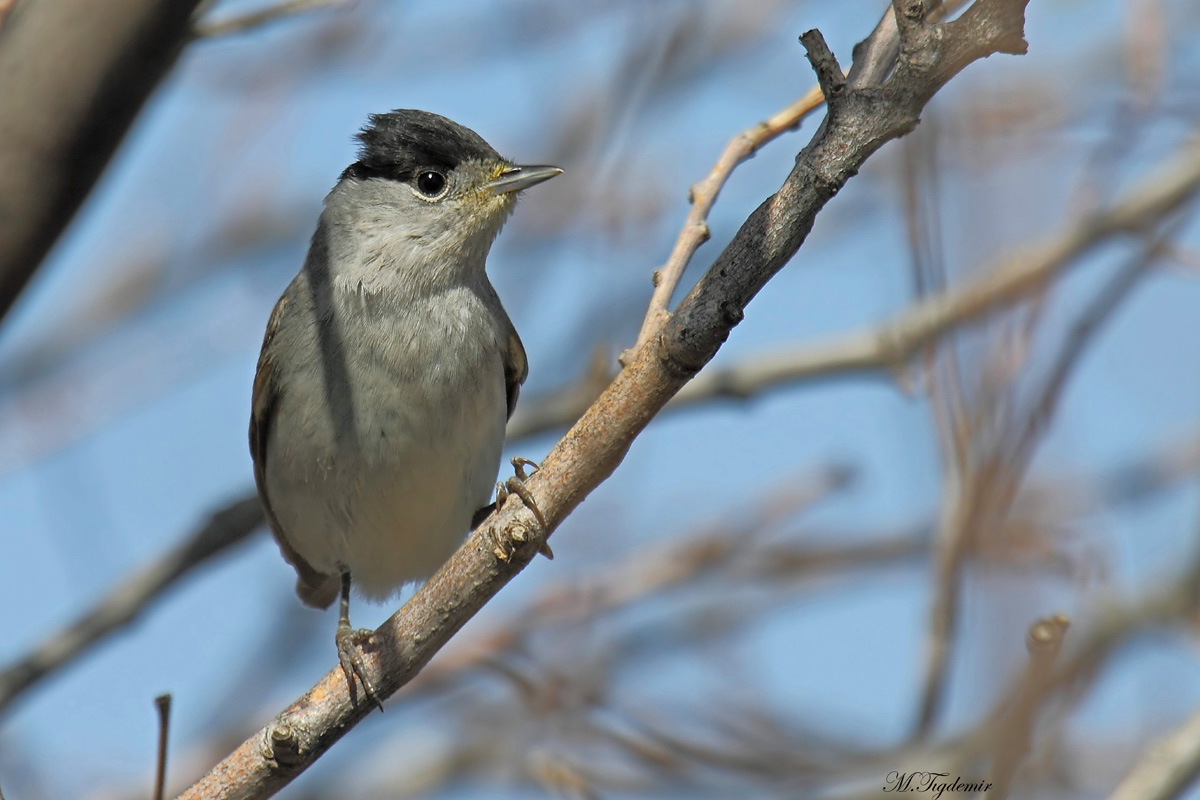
[342,109,503,182]
[338,108,562,216]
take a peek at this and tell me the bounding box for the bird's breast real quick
[265,283,511,598]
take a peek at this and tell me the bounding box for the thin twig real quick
[515,136,1200,444]
[627,85,825,357]
[985,615,1070,799]
[154,694,173,800]
[904,117,973,477]
[914,473,972,737]
[903,118,979,743]
[629,0,976,357]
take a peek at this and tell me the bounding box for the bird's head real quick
[332,109,561,275]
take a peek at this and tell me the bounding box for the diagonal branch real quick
[174,3,1033,795]
[11,68,1200,732]
[630,0,973,357]
[515,132,1200,440]
[629,87,824,354]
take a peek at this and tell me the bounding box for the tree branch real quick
[9,127,1198,727]
[516,132,1200,440]
[985,615,1070,799]
[629,0,975,358]
[172,3,1032,795]
[629,86,825,355]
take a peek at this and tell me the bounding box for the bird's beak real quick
[486,165,563,195]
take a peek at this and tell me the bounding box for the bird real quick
[249,109,561,707]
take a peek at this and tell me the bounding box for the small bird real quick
[249,109,561,706]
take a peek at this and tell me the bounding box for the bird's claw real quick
[336,625,384,712]
[511,456,538,483]
[490,457,553,561]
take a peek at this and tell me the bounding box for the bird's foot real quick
[490,457,553,562]
[336,624,384,712]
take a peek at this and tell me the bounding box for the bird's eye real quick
[415,171,446,198]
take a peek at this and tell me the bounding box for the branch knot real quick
[262,722,303,768]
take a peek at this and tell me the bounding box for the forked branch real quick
[179,3,1032,797]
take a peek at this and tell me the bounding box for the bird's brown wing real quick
[503,327,528,420]
[250,293,340,609]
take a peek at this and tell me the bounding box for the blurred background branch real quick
[0,497,262,716]
[193,0,352,38]
[0,0,206,322]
